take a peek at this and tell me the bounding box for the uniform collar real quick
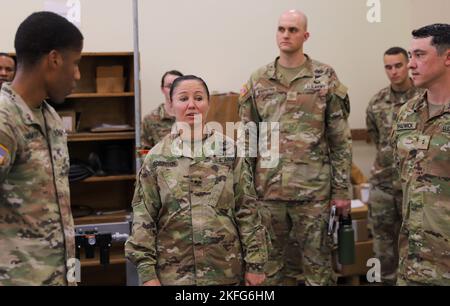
[412,91,450,116]
[387,81,418,105]
[159,103,175,120]
[411,91,428,112]
[169,128,233,159]
[266,54,314,82]
[0,83,51,126]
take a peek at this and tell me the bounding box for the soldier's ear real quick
[304,31,310,42]
[47,50,62,69]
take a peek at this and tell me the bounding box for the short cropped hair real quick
[412,23,450,55]
[0,53,16,66]
[384,47,409,60]
[14,11,83,68]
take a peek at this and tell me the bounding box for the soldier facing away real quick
[126,75,268,286]
[392,23,450,286]
[366,47,423,285]
[0,11,83,285]
[239,10,352,285]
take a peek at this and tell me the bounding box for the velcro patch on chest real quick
[442,125,450,134]
[396,122,417,131]
[53,129,65,137]
[24,131,40,140]
[255,87,277,97]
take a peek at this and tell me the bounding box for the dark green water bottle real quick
[338,214,355,265]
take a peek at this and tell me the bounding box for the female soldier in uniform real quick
[126,75,268,286]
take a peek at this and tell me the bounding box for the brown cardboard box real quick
[206,93,240,140]
[96,77,125,93]
[353,219,369,242]
[96,66,125,93]
[350,203,368,220]
[333,240,374,276]
[96,65,123,78]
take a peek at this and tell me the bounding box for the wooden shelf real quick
[67,92,134,98]
[68,131,135,142]
[81,52,133,57]
[74,210,130,225]
[76,175,136,183]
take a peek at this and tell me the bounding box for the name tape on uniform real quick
[397,122,417,131]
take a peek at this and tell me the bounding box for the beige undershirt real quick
[428,101,445,119]
[277,62,307,85]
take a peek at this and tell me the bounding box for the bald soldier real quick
[366,47,423,285]
[392,23,450,286]
[0,12,83,285]
[239,10,352,285]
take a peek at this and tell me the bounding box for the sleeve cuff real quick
[137,263,158,284]
[245,262,265,274]
[331,189,352,200]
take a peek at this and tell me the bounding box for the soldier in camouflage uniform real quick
[0,12,83,285]
[141,70,183,149]
[392,24,450,286]
[239,10,352,286]
[126,75,268,286]
[366,47,423,285]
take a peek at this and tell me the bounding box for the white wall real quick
[0,0,447,129]
[411,0,450,29]
[139,0,414,129]
[0,0,133,52]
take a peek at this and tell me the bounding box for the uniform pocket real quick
[281,161,330,197]
[190,161,233,210]
[421,131,450,236]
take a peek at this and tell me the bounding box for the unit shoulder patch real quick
[0,144,10,166]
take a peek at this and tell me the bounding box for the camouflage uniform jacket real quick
[141,103,175,148]
[125,131,268,285]
[239,55,352,202]
[392,92,450,285]
[366,85,423,192]
[0,84,74,285]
